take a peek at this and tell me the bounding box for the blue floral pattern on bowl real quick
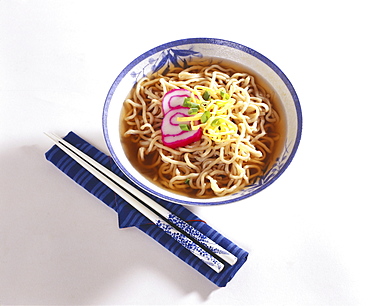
[130,47,202,82]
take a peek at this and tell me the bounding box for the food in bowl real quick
[120,58,284,198]
[103,38,302,205]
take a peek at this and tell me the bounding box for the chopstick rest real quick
[45,131,249,286]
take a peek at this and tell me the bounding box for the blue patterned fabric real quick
[45,131,249,287]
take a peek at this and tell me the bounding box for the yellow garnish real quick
[177,114,202,122]
[180,86,238,142]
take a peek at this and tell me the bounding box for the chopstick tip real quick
[44,131,52,138]
[44,132,59,143]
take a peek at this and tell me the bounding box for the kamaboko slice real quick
[162,89,191,114]
[161,106,202,149]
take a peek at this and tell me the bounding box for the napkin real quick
[45,131,249,287]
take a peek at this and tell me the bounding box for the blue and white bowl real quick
[103,38,302,206]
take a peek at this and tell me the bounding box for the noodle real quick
[121,62,280,197]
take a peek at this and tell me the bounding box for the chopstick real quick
[45,132,238,273]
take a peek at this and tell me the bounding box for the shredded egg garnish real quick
[177,85,238,142]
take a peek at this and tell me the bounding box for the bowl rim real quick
[103,37,303,205]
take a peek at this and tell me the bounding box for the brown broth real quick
[119,58,286,198]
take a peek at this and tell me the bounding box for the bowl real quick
[103,38,302,206]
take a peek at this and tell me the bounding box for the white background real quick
[1,0,369,305]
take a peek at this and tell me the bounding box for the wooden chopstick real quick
[45,132,238,272]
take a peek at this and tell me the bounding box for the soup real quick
[120,58,285,198]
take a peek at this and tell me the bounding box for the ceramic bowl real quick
[103,38,302,205]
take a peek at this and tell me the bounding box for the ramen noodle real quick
[120,62,280,198]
